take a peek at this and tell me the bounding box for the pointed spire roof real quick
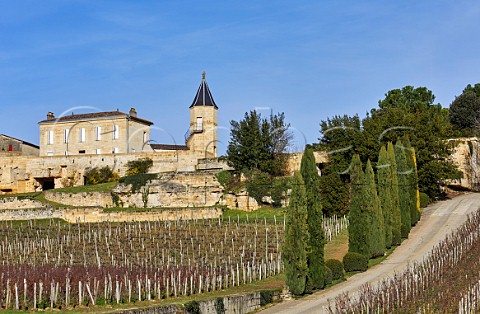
[190,71,218,109]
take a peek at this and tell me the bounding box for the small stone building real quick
[0,134,39,156]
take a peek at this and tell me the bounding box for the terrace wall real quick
[0,197,48,210]
[116,291,281,314]
[44,190,114,207]
[0,206,222,223]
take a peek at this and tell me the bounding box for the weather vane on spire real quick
[202,71,206,80]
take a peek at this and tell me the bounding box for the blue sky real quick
[1,0,479,153]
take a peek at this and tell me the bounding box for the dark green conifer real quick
[365,159,385,257]
[347,154,370,257]
[395,139,411,238]
[300,147,327,290]
[387,142,402,245]
[282,172,309,295]
[404,137,421,225]
[377,145,393,248]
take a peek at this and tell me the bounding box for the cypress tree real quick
[387,142,402,245]
[365,159,385,257]
[282,172,309,295]
[395,139,411,238]
[404,137,421,225]
[300,147,326,290]
[377,145,393,248]
[348,154,370,257]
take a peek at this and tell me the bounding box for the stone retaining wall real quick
[44,190,114,207]
[0,197,48,210]
[115,291,280,314]
[0,206,222,223]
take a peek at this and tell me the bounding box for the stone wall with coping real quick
[0,197,48,210]
[44,190,114,207]
[0,206,222,223]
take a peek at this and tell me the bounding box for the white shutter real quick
[96,126,102,140]
[47,130,54,144]
[80,128,86,142]
[113,124,119,139]
[64,129,69,143]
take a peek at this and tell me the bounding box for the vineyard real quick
[328,207,480,313]
[0,214,347,310]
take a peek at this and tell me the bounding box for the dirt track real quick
[260,192,480,314]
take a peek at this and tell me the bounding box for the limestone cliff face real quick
[112,171,224,208]
[449,137,480,191]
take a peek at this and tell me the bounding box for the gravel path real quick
[260,192,480,314]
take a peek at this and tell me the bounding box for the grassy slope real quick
[53,182,117,193]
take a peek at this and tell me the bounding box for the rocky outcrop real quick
[221,192,259,211]
[448,137,480,191]
[112,171,224,208]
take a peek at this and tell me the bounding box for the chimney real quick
[129,107,137,117]
[47,112,55,120]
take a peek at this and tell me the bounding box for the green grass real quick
[0,218,68,227]
[0,192,40,199]
[222,207,286,223]
[368,245,396,268]
[324,229,349,261]
[53,181,117,193]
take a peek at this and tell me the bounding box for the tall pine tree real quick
[395,139,411,238]
[387,142,402,245]
[282,172,309,295]
[377,145,393,248]
[300,147,327,290]
[348,154,370,257]
[365,159,385,257]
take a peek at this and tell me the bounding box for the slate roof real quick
[0,134,40,149]
[150,144,189,151]
[190,72,218,109]
[38,110,154,125]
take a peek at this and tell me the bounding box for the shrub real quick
[85,166,118,185]
[325,259,345,280]
[126,158,153,175]
[216,170,232,187]
[324,266,333,286]
[215,297,225,314]
[246,170,272,203]
[185,300,201,314]
[420,192,430,208]
[343,252,368,272]
[271,176,291,207]
[119,173,157,193]
[260,290,274,306]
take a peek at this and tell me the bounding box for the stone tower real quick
[186,72,218,158]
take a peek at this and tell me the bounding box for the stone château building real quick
[38,108,154,156]
[0,72,220,193]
